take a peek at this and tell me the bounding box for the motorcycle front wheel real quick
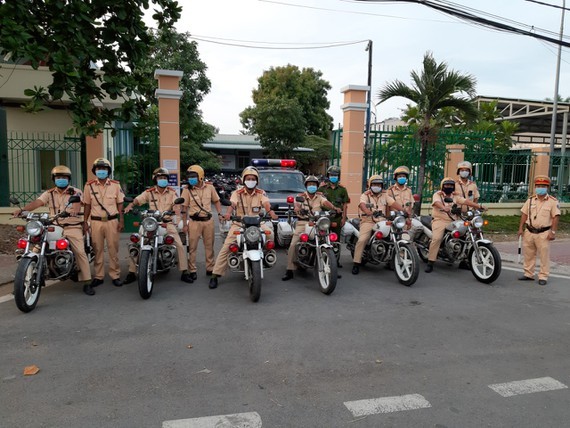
[394,243,420,286]
[14,258,42,313]
[318,247,337,295]
[248,259,262,302]
[469,243,502,284]
[138,250,154,299]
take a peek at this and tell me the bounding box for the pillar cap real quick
[340,85,370,93]
[154,69,184,79]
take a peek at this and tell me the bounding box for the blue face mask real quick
[535,187,547,196]
[397,177,407,185]
[54,178,69,188]
[157,179,168,188]
[307,185,318,194]
[329,176,339,184]
[96,170,108,180]
[188,177,198,186]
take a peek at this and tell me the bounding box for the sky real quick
[168,0,570,134]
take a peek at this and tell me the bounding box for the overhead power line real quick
[190,36,369,50]
[525,0,570,12]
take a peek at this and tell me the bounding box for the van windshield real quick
[258,172,305,193]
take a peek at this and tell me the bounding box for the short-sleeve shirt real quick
[388,185,414,213]
[521,195,561,228]
[359,190,396,222]
[83,179,124,217]
[134,187,178,212]
[455,179,480,206]
[37,186,84,225]
[297,191,329,220]
[230,188,269,217]
[431,191,468,222]
[181,183,220,217]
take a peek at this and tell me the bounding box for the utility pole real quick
[362,40,373,191]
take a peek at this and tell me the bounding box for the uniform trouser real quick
[286,221,308,270]
[522,230,550,280]
[91,219,120,280]
[353,221,375,264]
[128,223,187,273]
[188,219,215,273]
[212,223,274,277]
[64,226,91,282]
[428,219,450,262]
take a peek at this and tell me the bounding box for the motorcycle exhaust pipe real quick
[129,247,139,260]
[264,250,277,266]
[228,254,240,268]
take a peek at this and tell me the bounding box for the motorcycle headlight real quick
[142,217,159,232]
[393,215,406,229]
[472,216,484,228]
[245,226,261,243]
[317,217,330,231]
[26,220,43,237]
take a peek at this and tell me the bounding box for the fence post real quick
[444,144,465,178]
[530,146,551,195]
[0,108,8,206]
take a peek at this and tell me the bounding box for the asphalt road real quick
[1,239,570,428]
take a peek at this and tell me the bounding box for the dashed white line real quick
[344,394,432,417]
[489,376,568,397]
[162,412,262,428]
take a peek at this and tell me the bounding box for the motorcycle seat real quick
[349,218,360,231]
[420,215,433,230]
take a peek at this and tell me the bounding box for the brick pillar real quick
[530,146,551,194]
[340,85,369,217]
[155,69,183,191]
[85,133,105,179]
[444,144,465,178]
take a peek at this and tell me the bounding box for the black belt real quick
[526,224,551,234]
[91,214,119,221]
[190,216,212,222]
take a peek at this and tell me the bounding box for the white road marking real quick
[0,294,13,304]
[489,377,568,397]
[344,394,431,417]
[162,412,262,428]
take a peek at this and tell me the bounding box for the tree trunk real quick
[415,138,428,216]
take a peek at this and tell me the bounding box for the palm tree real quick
[377,52,478,214]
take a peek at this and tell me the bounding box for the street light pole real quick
[362,39,373,191]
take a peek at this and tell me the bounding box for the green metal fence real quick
[551,153,570,202]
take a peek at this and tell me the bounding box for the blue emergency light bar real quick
[251,159,297,168]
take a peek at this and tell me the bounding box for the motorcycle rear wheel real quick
[138,250,154,299]
[318,248,337,295]
[415,234,430,262]
[394,243,420,286]
[248,260,262,302]
[14,258,42,313]
[469,243,502,284]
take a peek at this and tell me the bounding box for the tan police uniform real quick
[353,190,396,264]
[83,178,124,281]
[286,191,330,271]
[181,182,220,273]
[455,179,479,211]
[127,186,188,274]
[388,184,414,214]
[212,187,274,277]
[521,194,561,281]
[427,191,469,261]
[37,186,91,282]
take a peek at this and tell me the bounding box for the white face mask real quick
[244,180,257,189]
[459,170,470,179]
[371,186,382,194]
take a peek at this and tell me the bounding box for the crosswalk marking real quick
[489,377,568,397]
[344,394,432,417]
[162,412,262,428]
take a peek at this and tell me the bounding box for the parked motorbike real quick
[292,196,340,295]
[11,195,94,313]
[226,214,277,302]
[128,197,184,299]
[344,207,420,286]
[412,201,502,284]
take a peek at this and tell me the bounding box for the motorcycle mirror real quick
[9,196,20,206]
[174,197,184,205]
[67,195,81,204]
[295,196,305,203]
[443,197,454,203]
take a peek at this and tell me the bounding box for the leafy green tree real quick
[0,0,181,136]
[240,64,333,158]
[377,52,478,213]
[295,135,332,173]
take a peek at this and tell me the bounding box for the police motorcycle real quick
[276,195,297,247]
[292,196,340,295]
[343,206,420,286]
[128,197,185,299]
[11,195,94,313]
[226,212,277,302]
[412,200,502,284]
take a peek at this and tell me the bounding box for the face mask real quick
[371,186,382,194]
[459,170,470,179]
[443,187,454,195]
[307,185,317,194]
[96,170,108,180]
[188,177,198,186]
[329,176,339,184]
[157,179,168,188]
[397,177,407,185]
[54,178,69,188]
[535,187,547,196]
[245,180,257,189]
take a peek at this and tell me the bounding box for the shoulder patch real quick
[255,189,264,194]
[86,179,98,185]
[110,179,120,184]
[145,188,155,192]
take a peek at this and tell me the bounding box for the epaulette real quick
[236,188,246,194]
[145,188,155,193]
[110,179,120,184]
[167,187,176,192]
[205,181,213,185]
[316,191,324,196]
[47,187,56,193]
[86,179,98,185]
[255,188,264,194]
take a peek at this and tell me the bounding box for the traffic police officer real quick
[13,165,93,295]
[517,175,560,285]
[181,165,222,281]
[123,167,193,284]
[209,167,278,289]
[456,161,480,210]
[282,175,338,281]
[388,166,414,216]
[83,158,125,290]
